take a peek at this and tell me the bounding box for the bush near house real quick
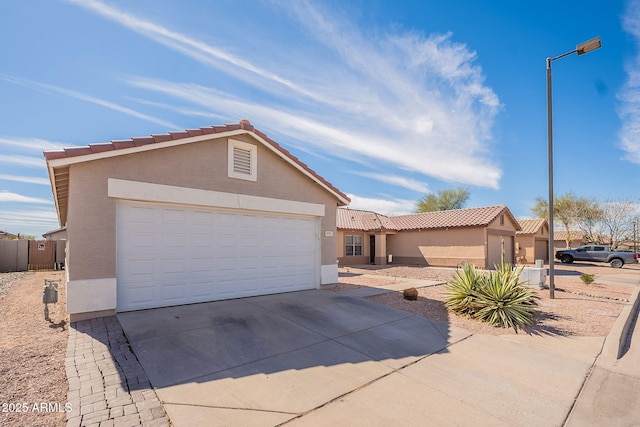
[445,262,539,332]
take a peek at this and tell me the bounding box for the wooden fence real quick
[0,240,66,272]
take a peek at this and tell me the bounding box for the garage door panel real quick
[116,200,319,311]
[191,258,215,272]
[122,257,156,276]
[125,204,157,222]
[161,208,185,223]
[161,258,187,274]
[161,282,189,301]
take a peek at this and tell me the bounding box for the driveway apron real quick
[117,290,463,425]
[118,289,603,426]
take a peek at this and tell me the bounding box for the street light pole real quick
[546,36,601,299]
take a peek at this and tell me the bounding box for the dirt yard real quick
[0,271,68,427]
[336,263,640,336]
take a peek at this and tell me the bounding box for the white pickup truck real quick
[555,245,639,268]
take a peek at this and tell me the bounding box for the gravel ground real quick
[0,272,26,299]
[0,271,68,427]
[337,263,639,337]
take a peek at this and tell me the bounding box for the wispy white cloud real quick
[126,77,502,187]
[124,97,227,121]
[352,172,430,193]
[0,74,180,130]
[0,209,58,223]
[619,0,640,164]
[64,0,328,106]
[0,174,50,185]
[0,154,45,168]
[0,191,52,204]
[0,136,73,152]
[71,0,502,188]
[346,194,416,216]
[0,209,60,235]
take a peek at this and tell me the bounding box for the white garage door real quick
[116,201,318,311]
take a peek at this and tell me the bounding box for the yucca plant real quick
[471,263,539,331]
[445,263,484,315]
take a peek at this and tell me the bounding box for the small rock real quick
[403,287,418,301]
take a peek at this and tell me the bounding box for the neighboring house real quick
[45,120,349,321]
[42,227,68,270]
[337,205,520,269]
[554,230,610,250]
[553,230,587,250]
[43,227,67,240]
[515,218,549,264]
[0,231,19,240]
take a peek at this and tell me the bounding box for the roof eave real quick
[44,123,350,214]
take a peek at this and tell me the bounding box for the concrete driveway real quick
[118,289,603,426]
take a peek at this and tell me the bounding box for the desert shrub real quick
[445,262,539,331]
[403,287,418,300]
[580,273,595,285]
[445,263,483,314]
[472,264,539,332]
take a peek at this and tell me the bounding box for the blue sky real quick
[1,0,640,238]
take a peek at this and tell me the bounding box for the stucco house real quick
[553,230,587,249]
[553,230,610,250]
[0,230,19,240]
[337,205,520,269]
[515,218,549,264]
[45,120,349,321]
[43,227,67,240]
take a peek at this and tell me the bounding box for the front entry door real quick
[369,235,375,264]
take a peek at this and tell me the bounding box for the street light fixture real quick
[547,36,601,299]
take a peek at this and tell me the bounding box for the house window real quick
[345,235,362,256]
[500,214,504,226]
[228,139,257,181]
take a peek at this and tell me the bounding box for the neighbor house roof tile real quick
[390,205,517,231]
[553,230,589,242]
[338,205,519,232]
[517,218,547,235]
[337,208,396,231]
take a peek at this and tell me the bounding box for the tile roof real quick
[45,120,349,226]
[516,218,547,235]
[390,205,518,231]
[553,230,586,241]
[338,205,519,231]
[336,208,396,231]
[553,231,611,244]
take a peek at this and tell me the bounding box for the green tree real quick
[532,193,598,247]
[415,187,470,212]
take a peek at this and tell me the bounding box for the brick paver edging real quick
[65,316,170,427]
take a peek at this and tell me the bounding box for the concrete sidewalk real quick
[566,287,640,426]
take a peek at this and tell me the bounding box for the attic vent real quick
[228,139,257,181]
[233,146,252,175]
